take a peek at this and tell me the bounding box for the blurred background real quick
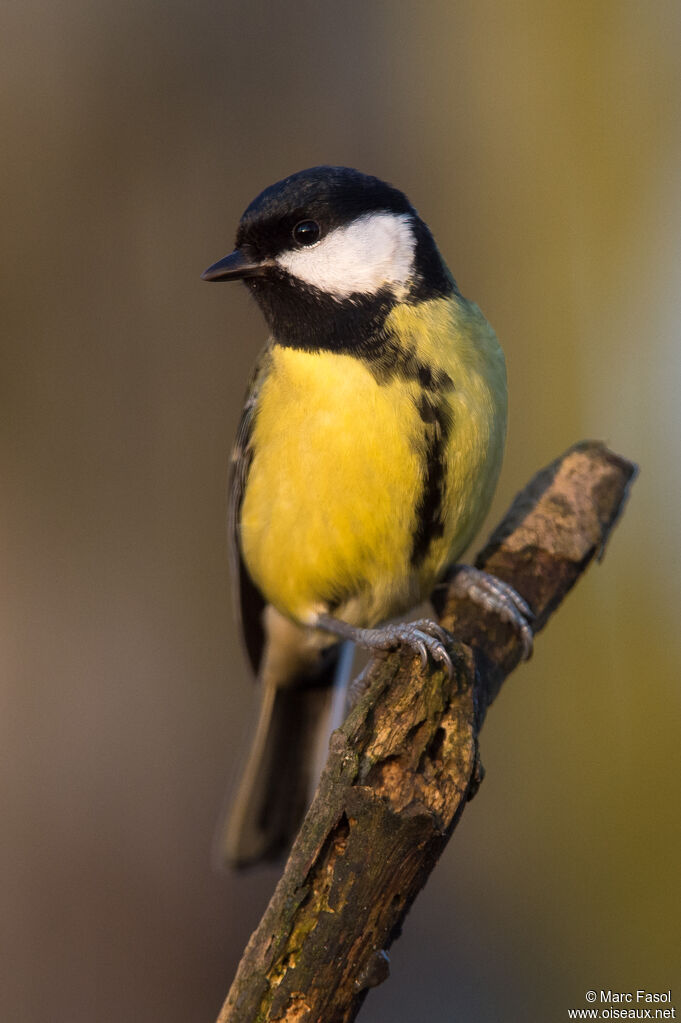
[2,1,680,1020]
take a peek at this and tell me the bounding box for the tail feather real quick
[215,631,352,869]
[217,681,332,867]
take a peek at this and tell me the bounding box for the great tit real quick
[202,166,530,868]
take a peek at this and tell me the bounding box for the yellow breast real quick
[239,295,507,628]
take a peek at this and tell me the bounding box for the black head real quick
[235,166,412,258]
[202,166,454,352]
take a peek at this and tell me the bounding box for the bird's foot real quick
[357,618,454,676]
[447,565,534,659]
[315,613,453,679]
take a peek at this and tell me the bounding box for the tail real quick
[215,613,353,869]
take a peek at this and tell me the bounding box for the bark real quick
[217,441,637,1023]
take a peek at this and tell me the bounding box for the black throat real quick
[245,271,396,354]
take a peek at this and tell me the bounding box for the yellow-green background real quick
[2,2,679,1020]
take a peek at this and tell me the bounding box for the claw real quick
[314,613,454,678]
[435,645,451,666]
[415,640,428,670]
[448,565,535,659]
[396,619,454,677]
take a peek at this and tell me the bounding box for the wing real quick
[228,347,272,676]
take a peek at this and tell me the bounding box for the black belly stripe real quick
[363,329,455,390]
[410,394,453,567]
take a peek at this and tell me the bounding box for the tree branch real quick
[217,441,637,1023]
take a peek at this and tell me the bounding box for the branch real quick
[217,441,637,1023]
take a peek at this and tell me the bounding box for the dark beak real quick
[201,248,270,282]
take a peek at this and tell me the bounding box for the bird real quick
[202,166,532,868]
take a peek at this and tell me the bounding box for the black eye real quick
[292,220,321,246]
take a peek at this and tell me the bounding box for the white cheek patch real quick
[276,212,416,299]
